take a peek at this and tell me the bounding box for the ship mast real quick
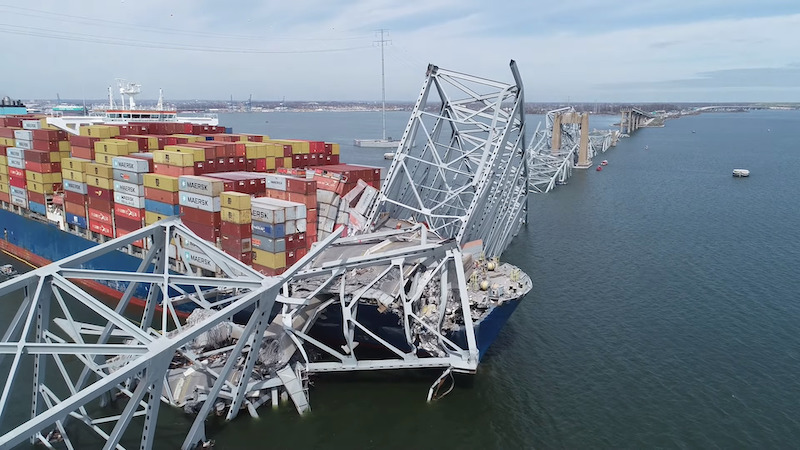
[376,29,390,141]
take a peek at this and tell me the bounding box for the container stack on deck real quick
[0,114,381,275]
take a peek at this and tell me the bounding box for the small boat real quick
[383,152,395,160]
[644,145,649,150]
[601,160,608,166]
[0,264,17,278]
[691,130,696,134]
[596,166,603,172]
[555,180,568,186]
[732,169,750,177]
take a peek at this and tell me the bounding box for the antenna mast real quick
[376,29,390,140]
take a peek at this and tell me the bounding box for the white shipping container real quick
[10,186,26,197]
[22,120,42,130]
[319,216,335,233]
[181,248,216,271]
[179,175,225,196]
[250,203,285,224]
[114,180,144,197]
[114,192,145,209]
[253,197,305,220]
[6,147,24,159]
[296,218,307,233]
[112,156,150,173]
[319,202,338,221]
[7,156,25,169]
[62,180,88,195]
[317,189,338,205]
[10,194,27,208]
[264,174,287,191]
[13,129,32,141]
[179,192,221,212]
[285,219,296,235]
[112,169,145,185]
[14,139,31,150]
[355,185,379,217]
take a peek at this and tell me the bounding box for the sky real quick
[1,0,799,103]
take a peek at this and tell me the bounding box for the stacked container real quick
[220,191,252,264]
[0,144,8,204]
[143,173,180,225]
[112,154,151,240]
[7,130,29,209]
[178,175,223,242]
[85,162,115,238]
[250,197,306,275]
[26,127,67,215]
[61,157,90,229]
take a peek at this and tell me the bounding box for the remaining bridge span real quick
[620,107,655,134]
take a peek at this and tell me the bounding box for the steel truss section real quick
[0,218,499,449]
[367,61,529,258]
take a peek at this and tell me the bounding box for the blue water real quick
[2,109,800,448]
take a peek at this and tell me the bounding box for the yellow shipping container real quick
[252,249,286,269]
[26,171,61,184]
[146,136,161,150]
[58,141,70,152]
[170,134,204,143]
[143,173,179,192]
[94,153,114,166]
[27,180,56,194]
[94,139,136,156]
[0,183,9,194]
[62,157,89,172]
[281,157,292,169]
[220,191,251,210]
[267,142,284,158]
[0,164,7,175]
[62,169,86,183]
[0,155,6,166]
[152,150,194,167]
[0,173,6,183]
[328,142,340,155]
[244,142,267,159]
[60,150,71,162]
[86,175,113,190]
[48,151,62,163]
[0,137,15,147]
[164,145,206,161]
[85,163,114,178]
[79,125,120,138]
[145,211,169,226]
[270,139,309,154]
[265,157,277,171]
[220,207,252,224]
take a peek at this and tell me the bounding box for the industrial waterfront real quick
[1,107,799,448]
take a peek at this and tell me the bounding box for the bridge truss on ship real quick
[0,61,532,449]
[367,61,529,258]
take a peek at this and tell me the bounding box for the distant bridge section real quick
[619,107,655,134]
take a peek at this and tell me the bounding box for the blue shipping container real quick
[252,220,285,239]
[28,201,47,216]
[144,199,181,216]
[66,213,88,229]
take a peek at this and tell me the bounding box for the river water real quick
[2,109,799,448]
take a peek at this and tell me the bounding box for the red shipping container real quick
[274,158,284,169]
[89,220,115,238]
[87,186,112,201]
[8,167,25,178]
[287,192,315,209]
[306,222,317,237]
[220,221,251,240]
[0,146,6,156]
[114,204,144,221]
[71,146,94,160]
[9,176,26,189]
[65,191,85,204]
[64,201,86,217]
[221,238,251,255]
[306,209,317,225]
[31,140,61,151]
[144,187,179,204]
[285,233,300,251]
[87,196,113,213]
[153,164,195,177]
[115,228,145,248]
[31,129,66,141]
[115,214,143,231]
[286,250,298,266]
[286,178,316,195]
[0,192,9,203]
[180,206,221,226]
[118,135,149,150]
[0,117,22,128]
[182,219,219,242]
[27,191,46,205]
[68,135,100,148]
[88,207,113,225]
[25,161,61,173]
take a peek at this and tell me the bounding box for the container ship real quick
[0,100,530,361]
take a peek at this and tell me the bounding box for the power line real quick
[0,23,373,54]
[0,4,372,43]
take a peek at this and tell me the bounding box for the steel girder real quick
[0,218,490,449]
[366,61,528,258]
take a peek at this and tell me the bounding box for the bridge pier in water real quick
[620,107,654,135]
